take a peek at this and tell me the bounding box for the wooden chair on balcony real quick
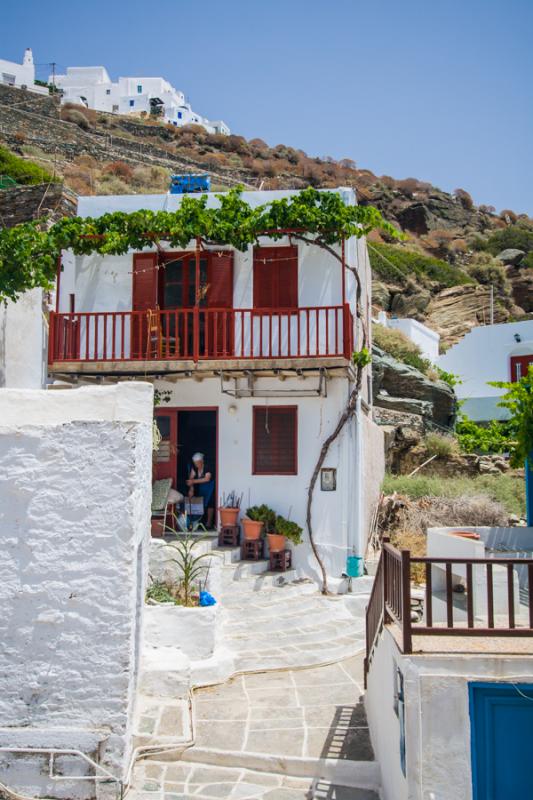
[145,309,178,359]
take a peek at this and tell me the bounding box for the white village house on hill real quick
[48,187,383,583]
[0,47,48,94]
[52,65,230,134]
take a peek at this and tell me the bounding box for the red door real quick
[153,409,178,485]
[510,355,533,381]
[132,252,158,358]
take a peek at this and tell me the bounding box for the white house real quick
[0,48,48,94]
[52,65,230,134]
[438,319,533,421]
[375,311,440,362]
[48,188,384,585]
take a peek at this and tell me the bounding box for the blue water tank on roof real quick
[169,174,210,194]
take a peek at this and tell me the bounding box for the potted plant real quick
[243,504,276,541]
[219,490,242,527]
[269,515,304,553]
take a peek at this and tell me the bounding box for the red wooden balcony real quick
[48,305,354,366]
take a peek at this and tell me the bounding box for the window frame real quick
[252,405,298,476]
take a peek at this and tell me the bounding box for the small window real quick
[106,88,111,95]
[253,407,297,475]
[112,104,119,112]
[178,111,183,119]
[129,99,135,107]
[137,84,142,93]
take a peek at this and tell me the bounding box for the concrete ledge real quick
[144,605,219,659]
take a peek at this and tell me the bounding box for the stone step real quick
[179,747,381,790]
[219,558,271,580]
[130,759,380,799]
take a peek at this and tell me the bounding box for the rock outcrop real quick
[372,345,456,429]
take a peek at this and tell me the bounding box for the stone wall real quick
[0,183,76,228]
[0,82,60,118]
[0,382,153,799]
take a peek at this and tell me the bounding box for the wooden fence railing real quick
[48,305,354,364]
[365,540,533,682]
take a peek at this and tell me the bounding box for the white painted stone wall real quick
[0,289,47,388]
[0,382,153,799]
[438,319,533,420]
[361,406,385,555]
[366,626,533,800]
[388,317,440,363]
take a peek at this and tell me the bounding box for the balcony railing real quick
[48,305,354,364]
[364,540,533,682]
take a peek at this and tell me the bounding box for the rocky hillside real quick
[1,83,531,346]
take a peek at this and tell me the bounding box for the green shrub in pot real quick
[275,515,303,545]
[246,504,276,534]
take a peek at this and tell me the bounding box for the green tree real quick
[490,367,533,469]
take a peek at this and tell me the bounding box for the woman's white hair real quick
[192,452,205,463]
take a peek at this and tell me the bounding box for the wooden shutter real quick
[278,247,298,308]
[207,251,233,308]
[252,406,297,475]
[132,252,158,310]
[253,246,298,308]
[132,252,158,358]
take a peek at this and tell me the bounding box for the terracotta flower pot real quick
[242,518,264,540]
[219,507,240,526]
[267,533,286,553]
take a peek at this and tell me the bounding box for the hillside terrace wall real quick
[0,88,253,187]
[0,183,76,228]
[0,83,60,118]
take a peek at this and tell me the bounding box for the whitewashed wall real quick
[387,317,440,362]
[366,627,533,800]
[0,383,153,799]
[0,289,46,388]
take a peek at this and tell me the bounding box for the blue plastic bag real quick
[199,591,216,607]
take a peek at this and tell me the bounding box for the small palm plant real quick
[162,528,214,606]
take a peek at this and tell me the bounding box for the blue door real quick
[470,682,533,799]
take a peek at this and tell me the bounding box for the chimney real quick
[23,48,34,66]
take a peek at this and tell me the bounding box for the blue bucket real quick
[346,555,364,578]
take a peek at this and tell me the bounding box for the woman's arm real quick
[187,471,212,485]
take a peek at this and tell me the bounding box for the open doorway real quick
[154,407,218,529]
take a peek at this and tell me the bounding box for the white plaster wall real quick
[365,629,408,800]
[154,375,363,582]
[0,289,46,388]
[388,318,440,363]
[361,409,385,555]
[366,627,533,800]
[0,383,153,798]
[438,320,533,419]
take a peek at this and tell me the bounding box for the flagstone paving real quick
[188,656,371,761]
[130,562,377,798]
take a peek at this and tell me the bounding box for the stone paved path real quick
[188,656,370,761]
[129,554,377,799]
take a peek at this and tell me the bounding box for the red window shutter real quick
[253,407,297,475]
[207,251,234,308]
[132,253,158,311]
[253,246,298,309]
[278,247,298,308]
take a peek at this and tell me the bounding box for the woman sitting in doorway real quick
[186,452,215,529]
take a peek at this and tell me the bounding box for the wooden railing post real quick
[48,311,55,365]
[382,537,391,624]
[401,549,412,654]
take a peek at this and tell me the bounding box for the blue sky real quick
[3,0,532,213]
